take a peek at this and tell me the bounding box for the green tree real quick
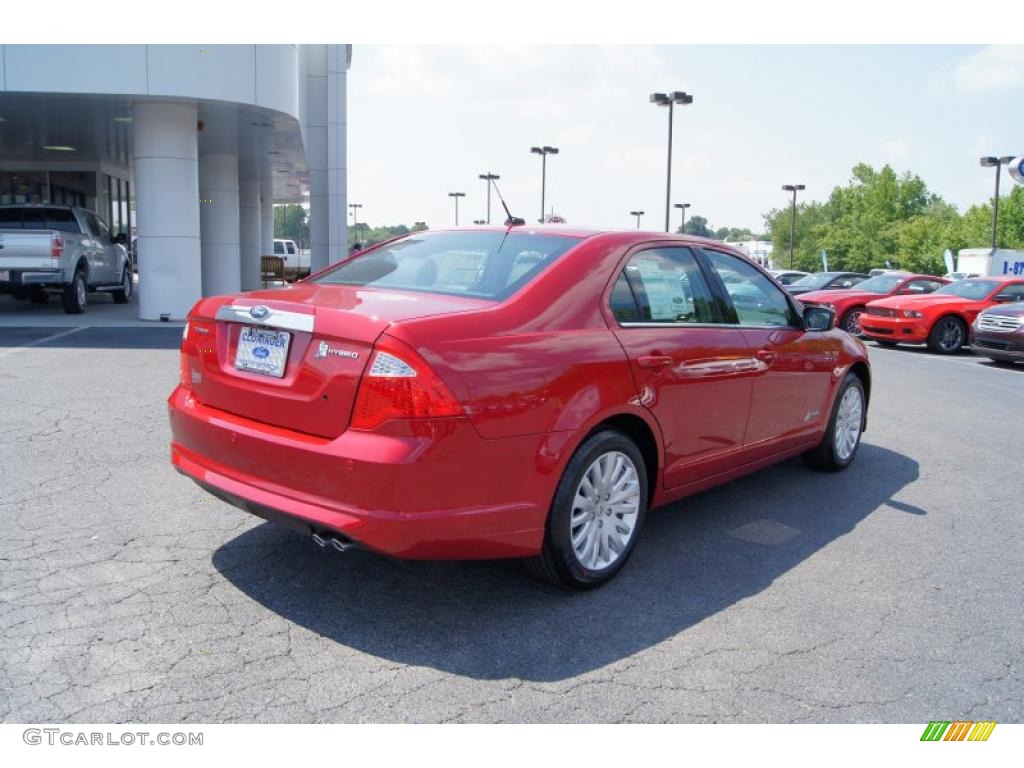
[273,204,309,246]
[683,215,711,237]
[765,163,964,275]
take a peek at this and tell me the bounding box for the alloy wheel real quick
[843,310,864,337]
[834,385,863,461]
[938,318,963,352]
[570,451,641,570]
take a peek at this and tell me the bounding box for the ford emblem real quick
[249,305,270,320]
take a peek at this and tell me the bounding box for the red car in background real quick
[799,272,949,337]
[860,276,1024,354]
[169,227,871,589]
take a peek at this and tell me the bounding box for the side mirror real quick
[803,304,835,332]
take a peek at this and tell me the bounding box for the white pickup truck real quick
[0,205,133,314]
[273,238,310,280]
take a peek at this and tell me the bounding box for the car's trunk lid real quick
[186,284,491,438]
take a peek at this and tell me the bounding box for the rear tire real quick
[111,265,132,304]
[927,316,966,354]
[803,373,865,472]
[62,268,87,314]
[526,429,648,590]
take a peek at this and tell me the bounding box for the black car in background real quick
[786,271,869,297]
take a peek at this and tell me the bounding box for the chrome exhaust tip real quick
[330,537,355,552]
[312,533,328,548]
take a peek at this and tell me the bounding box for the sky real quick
[346,45,1024,233]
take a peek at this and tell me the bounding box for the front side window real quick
[613,248,719,324]
[702,249,797,327]
[995,283,1024,302]
[287,242,296,255]
[314,230,581,300]
[273,242,284,255]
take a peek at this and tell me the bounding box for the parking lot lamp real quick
[478,173,500,224]
[530,146,559,223]
[448,192,466,226]
[651,92,693,232]
[630,210,645,229]
[980,156,1015,249]
[674,202,691,234]
[781,184,805,269]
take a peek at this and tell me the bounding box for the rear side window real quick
[314,230,581,300]
[702,248,797,327]
[615,247,720,324]
[0,207,80,232]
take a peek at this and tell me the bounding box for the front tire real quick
[526,429,648,590]
[803,373,865,472]
[927,316,966,354]
[62,268,87,314]
[111,265,133,304]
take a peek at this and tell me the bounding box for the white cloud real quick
[953,45,1024,92]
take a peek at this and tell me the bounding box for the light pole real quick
[781,184,805,269]
[448,192,465,226]
[980,156,1015,250]
[650,91,693,233]
[478,172,500,224]
[630,210,645,229]
[674,202,691,234]
[530,146,559,223]
[348,202,362,243]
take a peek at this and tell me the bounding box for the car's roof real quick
[963,275,1024,282]
[434,225,748,252]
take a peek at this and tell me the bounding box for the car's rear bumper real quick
[0,268,66,290]
[860,315,927,343]
[168,386,548,560]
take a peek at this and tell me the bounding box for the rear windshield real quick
[314,230,582,300]
[0,207,80,233]
[852,274,906,294]
[936,280,999,300]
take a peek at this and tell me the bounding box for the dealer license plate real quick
[235,326,291,378]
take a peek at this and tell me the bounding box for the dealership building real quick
[0,44,350,320]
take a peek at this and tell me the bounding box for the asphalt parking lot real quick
[1,327,1021,723]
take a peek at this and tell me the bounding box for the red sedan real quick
[169,228,871,588]
[861,276,1024,354]
[799,272,949,337]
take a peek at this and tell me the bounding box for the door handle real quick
[756,350,777,364]
[637,354,673,369]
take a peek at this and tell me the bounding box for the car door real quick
[79,211,105,280]
[699,248,837,459]
[609,246,757,489]
[93,215,117,282]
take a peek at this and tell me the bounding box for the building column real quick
[132,101,201,320]
[239,177,261,291]
[302,44,330,273]
[199,153,241,296]
[327,44,351,265]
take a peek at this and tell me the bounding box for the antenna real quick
[489,178,525,227]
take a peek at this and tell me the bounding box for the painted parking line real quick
[0,326,86,358]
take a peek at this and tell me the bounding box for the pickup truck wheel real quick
[29,289,50,304]
[112,265,133,304]
[62,269,88,314]
[526,429,648,590]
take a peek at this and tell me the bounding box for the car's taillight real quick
[351,338,462,430]
[179,352,191,389]
[51,235,64,259]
